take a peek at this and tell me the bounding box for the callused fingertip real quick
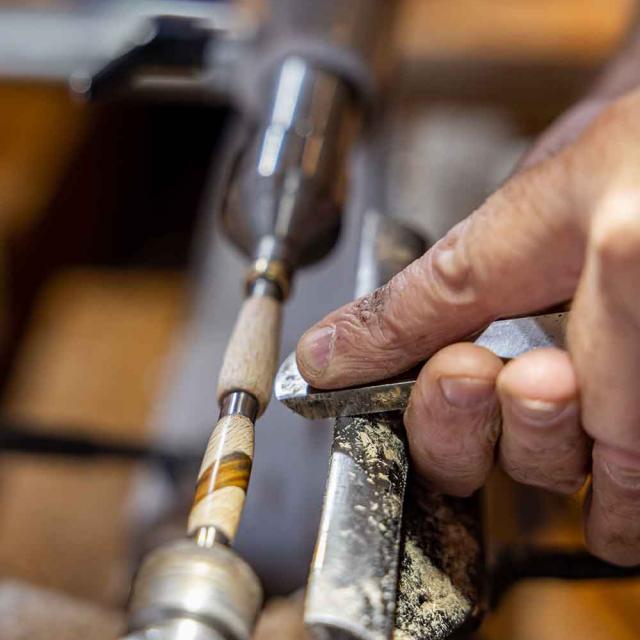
[438,376,495,410]
[603,460,640,491]
[498,348,579,417]
[296,325,335,382]
[593,442,640,491]
[585,522,640,568]
[506,395,578,426]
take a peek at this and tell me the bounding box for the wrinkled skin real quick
[297,87,640,567]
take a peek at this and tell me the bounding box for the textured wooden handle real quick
[188,414,254,542]
[217,296,282,415]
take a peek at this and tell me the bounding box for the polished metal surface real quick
[0,1,249,87]
[125,540,262,640]
[355,211,427,299]
[193,525,230,549]
[123,618,226,640]
[276,312,568,420]
[247,275,283,300]
[305,416,407,640]
[475,311,566,355]
[220,390,259,422]
[267,0,395,92]
[221,56,357,269]
[246,258,291,300]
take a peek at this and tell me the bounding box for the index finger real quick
[296,154,584,389]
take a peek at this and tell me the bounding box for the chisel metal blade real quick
[275,312,567,420]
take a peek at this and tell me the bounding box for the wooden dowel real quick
[217,295,282,416]
[189,289,283,544]
[188,413,254,542]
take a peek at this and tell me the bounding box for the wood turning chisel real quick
[275,213,567,640]
[276,312,567,421]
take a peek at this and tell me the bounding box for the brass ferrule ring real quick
[245,258,291,301]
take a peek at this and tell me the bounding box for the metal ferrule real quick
[219,390,259,422]
[248,275,282,300]
[245,259,290,300]
[245,235,294,300]
[193,525,230,548]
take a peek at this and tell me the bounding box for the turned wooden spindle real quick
[217,294,282,416]
[188,293,282,545]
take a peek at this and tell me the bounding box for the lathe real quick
[1,2,639,639]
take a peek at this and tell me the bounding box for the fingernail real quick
[439,377,495,409]
[508,397,577,425]
[298,326,335,375]
[604,461,640,490]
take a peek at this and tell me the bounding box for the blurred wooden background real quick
[0,1,638,638]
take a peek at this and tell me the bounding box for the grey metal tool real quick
[279,214,568,640]
[304,212,424,640]
[302,212,491,640]
[275,312,567,420]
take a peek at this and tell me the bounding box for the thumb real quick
[296,153,585,389]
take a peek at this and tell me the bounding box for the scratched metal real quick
[305,415,408,640]
[304,213,423,640]
[393,481,484,640]
[275,312,567,420]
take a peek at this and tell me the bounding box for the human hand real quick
[296,88,640,566]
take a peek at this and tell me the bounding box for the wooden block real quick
[483,475,640,639]
[0,269,184,604]
[396,0,634,63]
[484,579,640,640]
[0,84,87,235]
[2,269,184,437]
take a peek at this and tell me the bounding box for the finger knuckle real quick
[416,454,486,497]
[591,205,640,268]
[587,520,640,566]
[501,441,586,494]
[343,280,418,355]
[503,462,583,494]
[336,289,395,359]
[409,424,494,496]
[425,221,483,310]
[588,93,640,148]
